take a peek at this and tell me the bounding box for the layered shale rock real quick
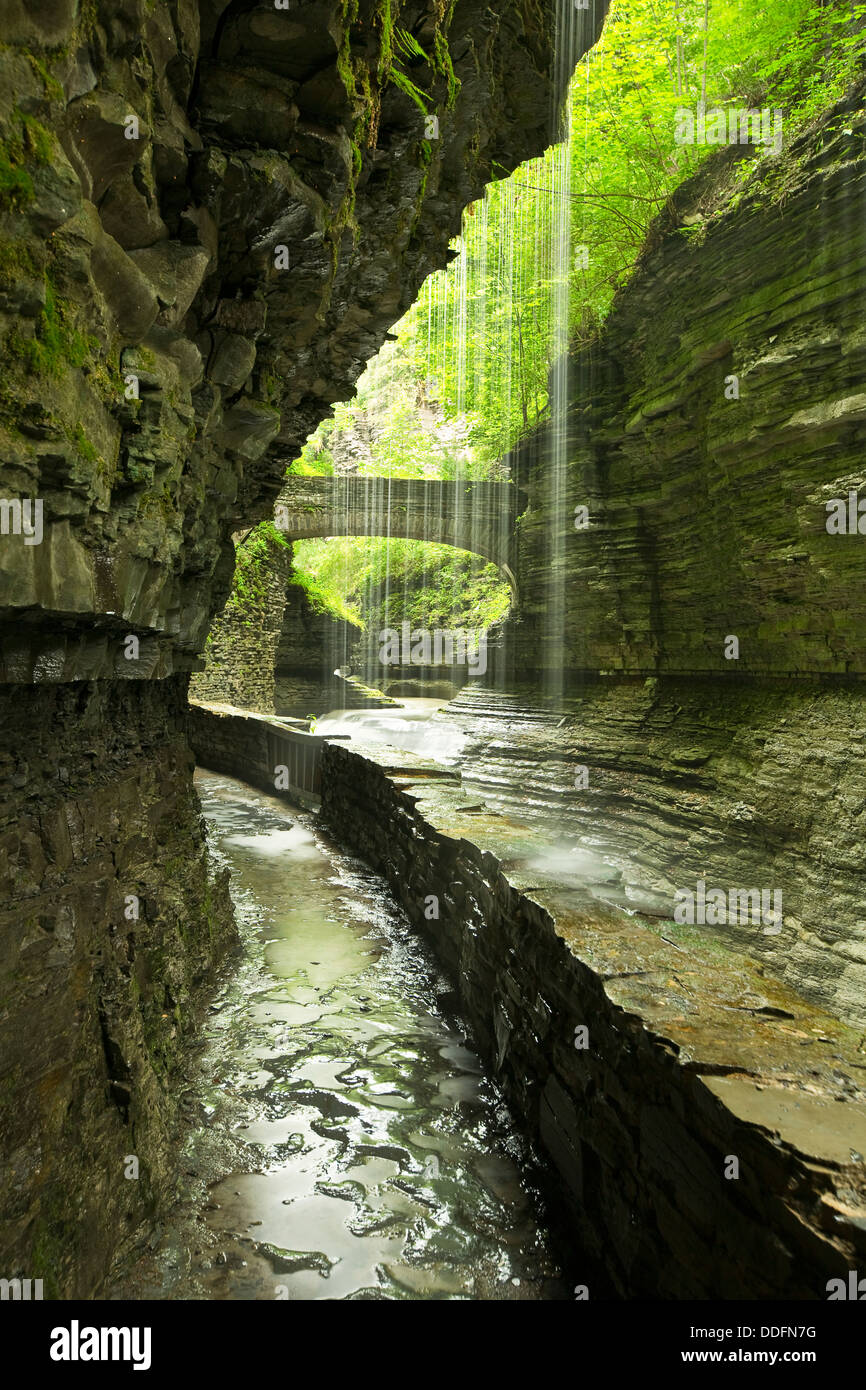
[0,0,608,1293]
[0,676,235,1296]
[444,680,866,1029]
[511,79,866,679]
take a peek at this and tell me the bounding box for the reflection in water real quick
[111,770,565,1300]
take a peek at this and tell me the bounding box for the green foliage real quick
[226,521,290,618]
[373,0,866,465]
[287,438,336,476]
[388,67,431,115]
[293,536,511,634]
[393,26,430,64]
[289,559,363,627]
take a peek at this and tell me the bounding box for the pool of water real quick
[109,770,566,1301]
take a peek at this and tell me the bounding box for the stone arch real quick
[274,475,524,595]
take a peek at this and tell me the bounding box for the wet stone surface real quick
[107,770,565,1301]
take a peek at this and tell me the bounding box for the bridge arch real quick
[274,475,523,592]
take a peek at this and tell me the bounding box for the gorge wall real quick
[510,81,866,680]
[0,0,608,1294]
[189,522,294,710]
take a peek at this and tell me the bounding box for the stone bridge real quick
[274,476,524,586]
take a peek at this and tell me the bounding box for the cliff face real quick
[0,675,236,1296]
[448,678,866,1029]
[511,80,866,678]
[0,0,607,1293]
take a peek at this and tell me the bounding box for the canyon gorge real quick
[1,0,866,1316]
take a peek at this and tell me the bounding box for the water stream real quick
[315,697,465,763]
[110,769,567,1300]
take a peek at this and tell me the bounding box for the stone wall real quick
[188,699,328,806]
[320,736,866,1299]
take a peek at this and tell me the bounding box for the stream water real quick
[315,697,464,764]
[111,768,567,1300]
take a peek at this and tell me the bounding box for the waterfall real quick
[544,0,578,708]
[288,4,601,710]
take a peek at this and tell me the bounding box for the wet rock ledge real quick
[319,736,866,1299]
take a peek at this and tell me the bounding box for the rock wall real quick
[510,80,866,679]
[446,678,866,1029]
[434,81,866,1031]
[0,676,235,1297]
[0,0,606,1291]
[320,735,866,1299]
[190,525,294,710]
[0,0,604,684]
[273,568,362,715]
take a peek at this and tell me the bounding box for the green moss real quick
[433,22,460,108]
[20,114,53,165]
[225,520,291,617]
[70,422,97,465]
[0,238,44,285]
[378,0,394,83]
[0,110,54,210]
[25,53,65,102]
[0,151,34,210]
[7,278,93,378]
